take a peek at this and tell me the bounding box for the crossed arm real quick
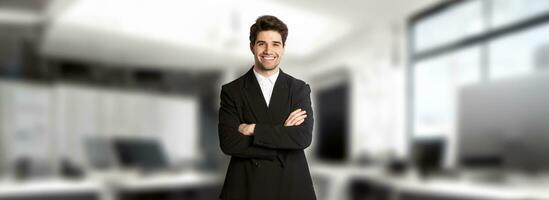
[218,86,277,159]
[238,108,307,135]
[218,84,314,159]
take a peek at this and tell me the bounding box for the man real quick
[218,15,316,200]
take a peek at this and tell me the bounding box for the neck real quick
[253,65,279,78]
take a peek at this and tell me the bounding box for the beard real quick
[255,62,278,71]
[254,57,279,72]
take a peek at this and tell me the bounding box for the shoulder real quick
[221,73,246,92]
[283,72,311,95]
[284,72,308,88]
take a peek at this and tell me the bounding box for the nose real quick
[263,44,272,54]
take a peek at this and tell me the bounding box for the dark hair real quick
[249,15,288,46]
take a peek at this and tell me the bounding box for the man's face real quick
[251,30,285,71]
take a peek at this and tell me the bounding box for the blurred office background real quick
[1,0,549,200]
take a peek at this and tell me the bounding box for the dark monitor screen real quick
[458,72,549,172]
[315,82,349,162]
[113,138,169,170]
[412,138,445,177]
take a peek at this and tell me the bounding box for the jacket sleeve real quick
[218,85,277,159]
[253,83,314,150]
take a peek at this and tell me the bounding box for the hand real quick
[284,108,307,127]
[238,123,255,136]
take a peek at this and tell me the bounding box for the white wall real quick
[0,80,55,175]
[53,84,200,167]
[0,80,200,174]
[285,21,409,161]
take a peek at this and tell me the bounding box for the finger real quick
[284,121,293,127]
[287,115,307,126]
[288,110,306,121]
[290,113,307,123]
[285,119,295,126]
[286,114,303,126]
[295,114,307,121]
[285,118,292,126]
[294,118,305,126]
[238,124,245,134]
[290,108,302,116]
[286,114,299,125]
[286,110,306,125]
[288,117,305,127]
[289,114,307,126]
[285,109,301,124]
[287,109,302,120]
[290,109,306,118]
[288,111,307,122]
[286,109,299,121]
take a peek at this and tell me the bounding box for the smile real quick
[261,55,276,61]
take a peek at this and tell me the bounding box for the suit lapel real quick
[243,68,270,123]
[243,67,291,124]
[269,70,290,166]
[267,70,290,123]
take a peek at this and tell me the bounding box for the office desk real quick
[0,179,105,200]
[113,170,223,200]
[393,176,549,200]
[310,164,549,200]
[0,170,223,200]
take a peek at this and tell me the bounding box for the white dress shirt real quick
[253,68,279,107]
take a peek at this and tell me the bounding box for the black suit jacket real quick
[218,67,316,200]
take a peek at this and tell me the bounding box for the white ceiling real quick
[274,0,442,24]
[38,0,441,69]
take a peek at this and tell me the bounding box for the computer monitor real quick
[84,137,117,169]
[458,72,549,173]
[412,137,445,177]
[314,82,349,162]
[113,138,169,171]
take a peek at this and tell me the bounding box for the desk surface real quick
[0,170,222,199]
[310,164,549,200]
[0,179,104,198]
[393,177,549,200]
[113,170,222,192]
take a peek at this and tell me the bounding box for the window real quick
[489,23,549,80]
[409,0,549,165]
[414,46,481,138]
[490,0,549,29]
[413,1,484,52]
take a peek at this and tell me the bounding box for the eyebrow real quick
[256,40,283,45]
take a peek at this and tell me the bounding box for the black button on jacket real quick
[218,67,316,200]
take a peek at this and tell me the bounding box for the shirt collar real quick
[253,67,279,85]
